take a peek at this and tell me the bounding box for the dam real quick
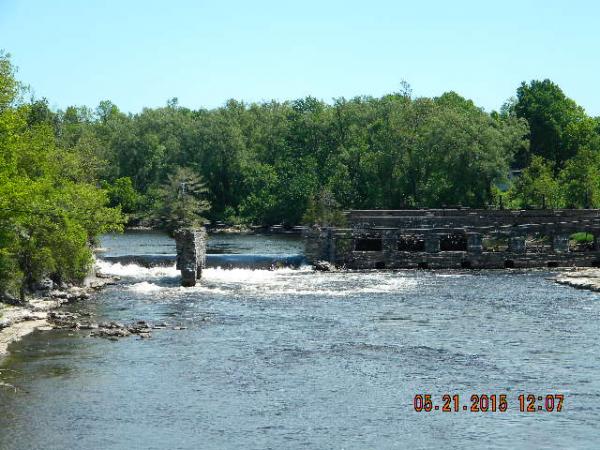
[304,209,600,269]
[102,209,600,277]
[99,230,306,286]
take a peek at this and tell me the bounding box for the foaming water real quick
[127,281,165,293]
[95,259,179,279]
[212,269,421,297]
[97,259,420,298]
[203,266,311,283]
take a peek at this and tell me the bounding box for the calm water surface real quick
[1,232,599,449]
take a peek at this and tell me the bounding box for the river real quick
[1,232,599,449]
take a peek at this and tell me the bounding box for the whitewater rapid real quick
[94,259,422,297]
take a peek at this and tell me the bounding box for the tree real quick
[0,53,123,300]
[103,177,141,214]
[515,79,593,168]
[0,50,19,110]
[510,156,562,208]
[303,188,347,227]
[559,148,600,208]
[151,167,210,233]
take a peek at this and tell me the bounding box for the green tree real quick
[515,79,594,168]
[559,148,600,208]
[510,156,563,208]
[303,188,347,227]
[151,167,210,233]
[103,177,141,214]
[0,53,123,301]
[0,50,19,110]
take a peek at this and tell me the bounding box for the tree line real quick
[2,49,600,297]
[29,79,600,227]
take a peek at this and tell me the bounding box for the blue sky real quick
[1,0,598,115]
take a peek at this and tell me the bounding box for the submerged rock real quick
[46,314,187,341]
[92,328,131,339]
[48,288,90,302]
[48,311,80,328]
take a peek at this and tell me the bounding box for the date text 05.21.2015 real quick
[413,394,564,413]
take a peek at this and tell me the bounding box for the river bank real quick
[0,267,119,360]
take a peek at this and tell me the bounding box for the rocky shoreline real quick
[555,269,600,292]
[0,263,193,361]
[0,268,119,359]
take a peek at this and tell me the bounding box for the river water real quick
[1,232,600,449]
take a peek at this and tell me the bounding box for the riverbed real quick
[1,232,599,449]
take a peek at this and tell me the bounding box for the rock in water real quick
[313,260,335,272]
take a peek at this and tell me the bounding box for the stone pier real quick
[174,228,207,287]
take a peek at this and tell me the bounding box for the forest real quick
[28,78,600,226]
[2,49,600,297]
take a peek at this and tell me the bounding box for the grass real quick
[571,232,594,244]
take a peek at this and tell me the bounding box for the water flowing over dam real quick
[97,230,307,270]
[102,253,307,270]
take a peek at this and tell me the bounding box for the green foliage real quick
[58,86,533,225]
[0,53,123,298]
[150,167,210,234]
[510,156,563,208]
[0,50,19,110]
[571,232,594,244]
[490,185,519,209]
[237,163,279,224]
[103,177,141,214]
[46,77,600,224]
[303,189,347,227]
[559,148,600,208]
[514,79,598,168]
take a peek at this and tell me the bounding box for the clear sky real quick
[1,0,598,115]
